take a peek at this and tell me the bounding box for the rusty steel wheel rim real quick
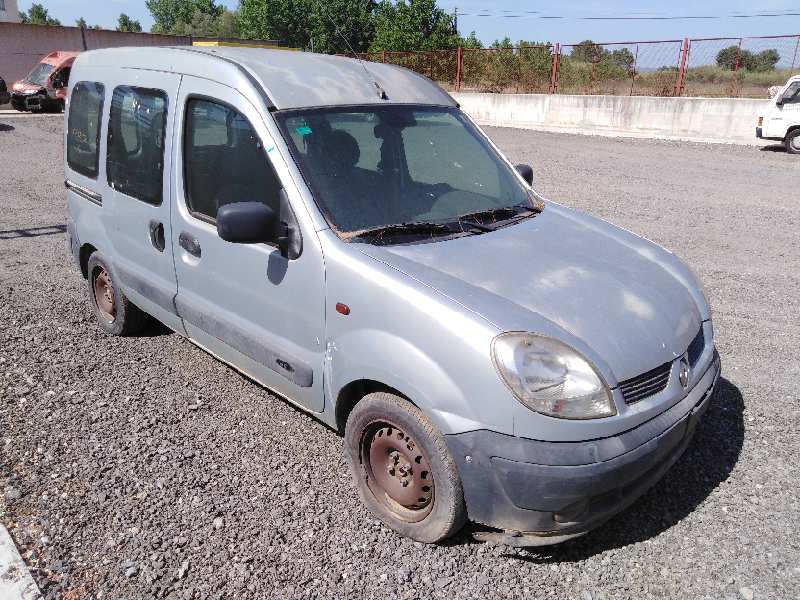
[361,420,434,523]
[93,267,116,323]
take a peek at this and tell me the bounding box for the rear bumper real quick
[446,351,721,542]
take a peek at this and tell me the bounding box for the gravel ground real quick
[1,115,798,600]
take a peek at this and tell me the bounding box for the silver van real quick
[65,47,720,546]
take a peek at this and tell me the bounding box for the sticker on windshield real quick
[296,125,312,136]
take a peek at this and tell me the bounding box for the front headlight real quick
[491,333,615,419]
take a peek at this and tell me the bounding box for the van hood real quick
[12,81,44,93]
[357,204,705,382]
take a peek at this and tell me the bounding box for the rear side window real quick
[107,86,167,205]
[67,82,105,179]
[183,98,282,221]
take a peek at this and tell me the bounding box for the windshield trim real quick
[274,104,541,244]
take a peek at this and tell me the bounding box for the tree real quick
[749,49,780,72]
[238,0,375,53]
[461,31,482,49]
[716,46,741,70]
[173,8,219,36]
[216,10,239,38]
[146,0,222,34]
[490,36,513,50]
[117,14,143,33]
[370,0,459,52]
[20,3,61,26]
[77,17,103,30]
[716,45,780,71]
[571,40,604,63]
[167,7,240,38]
[610,48,635,72]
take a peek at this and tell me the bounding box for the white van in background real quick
[757,75,800,154]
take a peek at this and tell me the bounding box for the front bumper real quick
[446,350,721,543]
[10,91,47,111]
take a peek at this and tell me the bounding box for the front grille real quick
[687,326,705,366]
[619,361,671,404]
[619,325,705,405]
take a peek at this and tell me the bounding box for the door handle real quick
[178,232,201,258]
[148,220,165,252]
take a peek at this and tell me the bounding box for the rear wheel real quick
[87,252,147,336]
[344,392,466,543]
[786,129,800,155]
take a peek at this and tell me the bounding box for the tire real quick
[344,392,467,543]
[786,129,800,155]
[86,252,147,336]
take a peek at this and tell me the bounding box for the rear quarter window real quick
[107,86,168,205]
[67,82,105,179]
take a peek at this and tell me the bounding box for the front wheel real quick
[344,392,466,543]
[786,129,800,155]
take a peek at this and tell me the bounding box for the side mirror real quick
[515,163,534,186]
[776,96,784,107]
[217,202,276,244]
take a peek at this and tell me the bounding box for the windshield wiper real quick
[457,203,537,232]
[347,221,459,244]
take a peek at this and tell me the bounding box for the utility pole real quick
[453,7,458,34]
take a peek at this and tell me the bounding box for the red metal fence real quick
[350,34,800,98]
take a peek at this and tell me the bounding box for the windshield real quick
[276,106,537,239]
[25,62,55,87]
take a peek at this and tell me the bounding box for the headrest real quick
[326,130,360,170]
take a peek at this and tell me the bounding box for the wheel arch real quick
[79,242,98,278]
[335,379,413,436]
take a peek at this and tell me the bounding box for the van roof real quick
[75,46,457,111]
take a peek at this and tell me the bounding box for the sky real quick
[16,0,800,44]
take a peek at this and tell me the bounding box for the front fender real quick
[328,328,510,436]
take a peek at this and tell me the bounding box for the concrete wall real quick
[0,0,21,23]
[0,23,190,85]
[453,92,769,145]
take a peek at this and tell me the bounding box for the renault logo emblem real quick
[678,354,690,389]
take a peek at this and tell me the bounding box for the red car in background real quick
[11,51,80,113]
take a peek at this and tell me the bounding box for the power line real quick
[441,7,800,21]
